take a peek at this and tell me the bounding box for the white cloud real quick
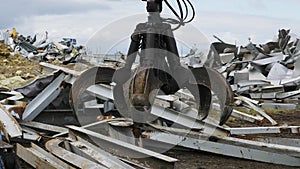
[245,0,267,9]
[14,2,145,44]
[194,11,300,45]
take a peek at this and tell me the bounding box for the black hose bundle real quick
[162,0,196,30]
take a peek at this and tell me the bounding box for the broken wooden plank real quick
[17,143,76,169]
[231,109,264,125]
[213,103,264,125]
[21,126,42,141]
[70,137,135,169]
[56,118,149,169]
[45,138,106,169]
[67,125,178,169]
[0,141,13,149]
[0,105,22,140]
[23,133,41,141]
[237,96,278,125]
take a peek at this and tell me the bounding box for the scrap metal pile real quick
[0,29,299,169]
[0,29,88,89]
[205,29,300,111]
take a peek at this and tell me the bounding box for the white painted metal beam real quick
[228,126,300,135]
[22,73,65,121]
[145,131,300,167]
[254,137,300,148]
[86,84,114,101]
[150,104,229,136]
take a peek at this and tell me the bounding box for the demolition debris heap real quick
[0,28,299,169]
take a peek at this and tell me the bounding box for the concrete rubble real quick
[0,28,299,169]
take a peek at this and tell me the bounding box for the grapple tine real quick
[188,67,234,125]
[198,84,212,120]
[187,68,212,120]
[204,67,234,125]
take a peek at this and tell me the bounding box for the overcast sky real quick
[1,0,300,54]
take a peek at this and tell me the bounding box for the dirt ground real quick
[168,110,300,169]
[0,41,41,90]
[167,149,298,169]
[0,41,40,78]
